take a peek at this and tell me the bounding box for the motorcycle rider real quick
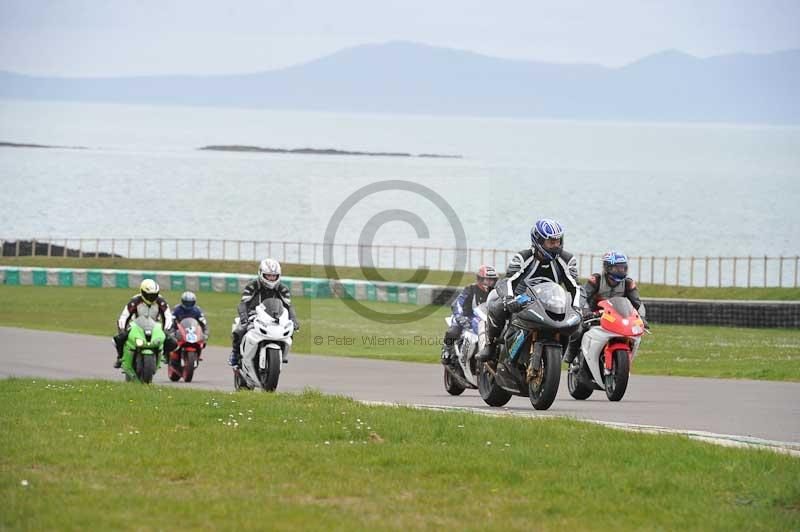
[476,219,583,362]
[563,251,647,366]
[441,265,499,365]
[229,258,300,366]
[113,279,177,368]
[171,291,209,359]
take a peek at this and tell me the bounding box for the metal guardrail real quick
[1,237,798,288]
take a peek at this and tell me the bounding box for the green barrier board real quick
[4,270,19,285]
[366,284,377,301]
[386,284,398,303]
[59,271,73,287]
[406,287,417,304]
[87,271,103,288]
[342,282,356,299]
[171,275,186,291]
[115,272,128,289]
[199,276,212,292]
[225,277,239,293]
[303,280,331,298]
[32,270,47,286]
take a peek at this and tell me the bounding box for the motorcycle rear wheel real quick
[168,355,181,382]
[443,365,466,396]
[478,362,512,407]
[233,368,250,391]
[567,365,593,400]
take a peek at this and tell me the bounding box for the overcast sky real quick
[1,0,798,77]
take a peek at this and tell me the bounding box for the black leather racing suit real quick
[485,248,583,349]
[230,279,298,359]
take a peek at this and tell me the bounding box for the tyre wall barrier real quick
[427,287,800,329]
[0,267,429,305]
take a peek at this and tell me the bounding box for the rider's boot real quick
[563,333,582,369]
[113,338,123,369]
[229,349,241,367]
[475,339,498,363]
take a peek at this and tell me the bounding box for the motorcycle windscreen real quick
[605,296,635,318]
[261,298,284,319]
[133,315,159,332]
[180,317,199,342]
[529,282,568,315]
[180,317,198,328]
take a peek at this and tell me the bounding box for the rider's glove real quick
[456,315,470,328]
[504,297,523,314]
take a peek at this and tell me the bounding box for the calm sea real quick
[1,100,798,261]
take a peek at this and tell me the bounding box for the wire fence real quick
[2,237,799,288]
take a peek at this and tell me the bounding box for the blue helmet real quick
[530,219,564,262]
[602,251,628,282]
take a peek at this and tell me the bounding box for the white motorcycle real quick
[232,298,294,392]
[568,297,646,402]
[442,304,488,395]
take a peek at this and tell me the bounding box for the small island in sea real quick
[199,145,463,159]
[0,141,87,150]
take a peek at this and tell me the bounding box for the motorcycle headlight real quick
[135,338,144,347]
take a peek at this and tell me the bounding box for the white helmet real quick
[258,258,282,289]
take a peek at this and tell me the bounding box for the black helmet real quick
[180,291,197,308]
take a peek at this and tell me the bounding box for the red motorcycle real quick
[568,297,647,402]
[169,317,206,383]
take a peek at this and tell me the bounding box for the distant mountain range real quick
[1,41,798,124]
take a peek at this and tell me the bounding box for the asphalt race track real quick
[2,326,799,447]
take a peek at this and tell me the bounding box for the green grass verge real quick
[1,285,799,381]
[3,256,800,300]
[2,378,798,531]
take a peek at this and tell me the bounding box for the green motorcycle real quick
[122,316,165,383]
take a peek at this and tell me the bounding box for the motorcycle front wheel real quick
[183,351,197,383]
[258,348,282,392]
[528,345,561,410]
[137,354,156,384]
[604,349,630,401]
